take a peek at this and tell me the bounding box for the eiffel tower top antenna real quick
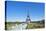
[27,8,30,17]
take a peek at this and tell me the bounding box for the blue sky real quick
[6,1,44,22]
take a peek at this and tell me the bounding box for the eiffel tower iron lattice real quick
[26,8,31,23]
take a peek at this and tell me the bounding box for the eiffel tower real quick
[26,8,31,23]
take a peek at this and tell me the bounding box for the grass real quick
[26,23,44,29]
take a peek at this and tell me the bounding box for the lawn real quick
[26,23,44,29]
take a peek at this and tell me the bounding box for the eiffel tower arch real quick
[26,8,31,23]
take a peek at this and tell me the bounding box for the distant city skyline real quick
[6,1,44,22]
